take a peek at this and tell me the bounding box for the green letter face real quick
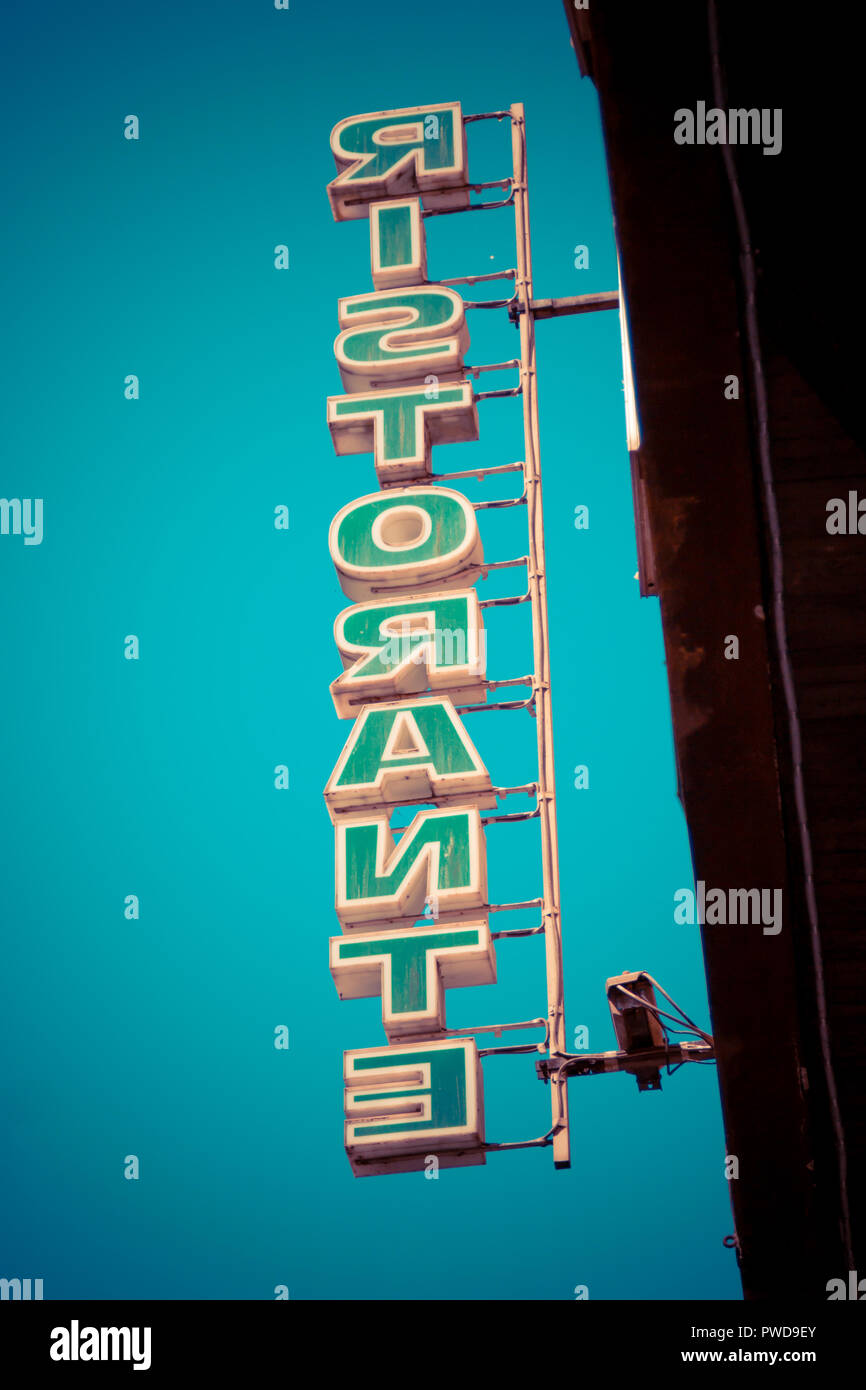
[330,920,495,1039]
[328,102,469,222]
[329,486,483,602]
[328,381,478,485]
[325,696,494,819]
[344,1039,485,1175]
[331,590,487,718]
[370,198,426,289]
[335,805,487,930]
[335,287,469,393]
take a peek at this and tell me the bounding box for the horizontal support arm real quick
[509,291,620,323]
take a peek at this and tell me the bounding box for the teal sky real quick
[0,0,740,1299]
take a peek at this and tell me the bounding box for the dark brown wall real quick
[564,0,865,1297]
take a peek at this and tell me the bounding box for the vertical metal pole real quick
[510,103,570,1168]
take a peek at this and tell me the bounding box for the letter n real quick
[335,806,487,930]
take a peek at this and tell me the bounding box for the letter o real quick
[329,486,483,601]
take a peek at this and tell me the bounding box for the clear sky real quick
[0,0,740,1299]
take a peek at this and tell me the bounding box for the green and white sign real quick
[343,1039,485,1175]
[331,919,495,1040]
[325,695,495,818]
[370,197,427,290]
[334,286,469,393]
[328,102,469,222]
[328,380,478,485]
[329,485,484,603]
[330,589,487,719]
[326,100,504,1176]
[335,804,487,930]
